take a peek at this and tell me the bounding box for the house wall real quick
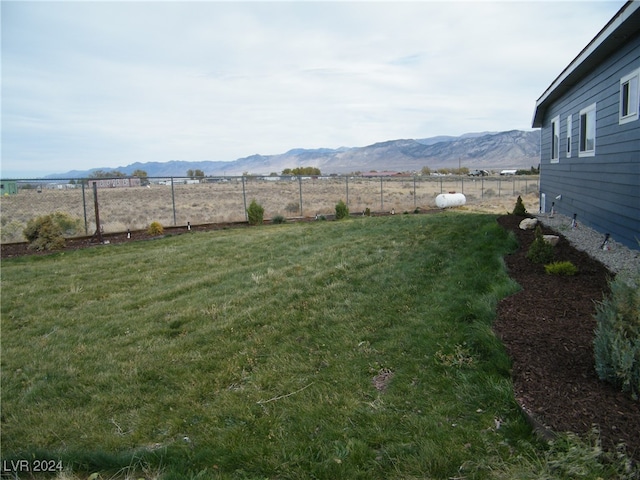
[539,33,640,250]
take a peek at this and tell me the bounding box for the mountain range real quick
[48,130,540,178]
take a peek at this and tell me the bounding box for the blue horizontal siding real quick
[539,33,640,249]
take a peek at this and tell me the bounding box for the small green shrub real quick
[247,199,264,225]
[545,261,578,276]
[147,221,164,236]
[23,214,66,251]
[335,199,349,220]
[526,226,554,264]
[364,207,371,217]
[594,275,640,399]
[271,215,286,224]
[512,195,527,215]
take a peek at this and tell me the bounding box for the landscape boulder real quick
[543,235,560,246]
[519,218,538,230]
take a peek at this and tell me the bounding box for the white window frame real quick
[620,68,640,125]
[566,115,572,158]
[579,103,596,157]
[550,115,560,163]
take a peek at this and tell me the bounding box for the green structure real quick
[1,181,18,195]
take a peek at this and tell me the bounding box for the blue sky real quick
[1,0,624,177]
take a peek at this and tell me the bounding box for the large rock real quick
[543,235,560,246]
[519,218,538,230]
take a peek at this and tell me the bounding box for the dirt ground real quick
[494,214,640,462]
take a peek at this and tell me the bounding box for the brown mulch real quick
[2,213,638,462]
[494,214,640,461]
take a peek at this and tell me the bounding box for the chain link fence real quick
[0,175,539,244]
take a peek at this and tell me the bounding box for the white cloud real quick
[1,0,625,176]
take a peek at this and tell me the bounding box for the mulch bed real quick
[494,214,640,461]
[2,213,638,462]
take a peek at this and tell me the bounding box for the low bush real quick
[247,199,264,225]
[526,226,554,264]
[23,214,66,251]
[364,207,371,217]
[512,195,527,215]
[271,215,286,224]
[147,221,164,236]
[335,199,349,220]
[594,275,640,399]
[545,261,578,276]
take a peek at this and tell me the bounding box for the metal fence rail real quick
[0,175,539,244]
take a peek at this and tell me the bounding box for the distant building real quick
[360,171,409,178]
[1,180,18,195]
[532,1,639,249]
[88,177,142,188]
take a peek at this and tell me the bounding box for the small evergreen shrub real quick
[512,195,527,215]
[526,226,554,264]
[271,215,286,224]
[335,200,349,220]
[247,199,264,225]
[147,221,164,236]
[545,261,578,276]
[364,207,371,217]
[23,214,66,251]
[594,275,640,399]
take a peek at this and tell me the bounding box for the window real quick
[551,116,560,163]
[566,115,572,158]
[620,68,639,124]
[579,103,596,157]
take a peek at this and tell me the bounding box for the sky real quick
[1,0,626,178]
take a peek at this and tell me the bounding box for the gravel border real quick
[536,212,639,283]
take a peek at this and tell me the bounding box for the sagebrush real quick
[147,221,164,236]
[24,215,64,251]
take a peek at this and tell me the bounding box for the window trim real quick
[550,115,560,163]
[619,67,640,125]
[566,115,572,158]
[579,103,596,157]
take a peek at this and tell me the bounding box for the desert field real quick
[0,175,539,243]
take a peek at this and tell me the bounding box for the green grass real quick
[1,213,634,479]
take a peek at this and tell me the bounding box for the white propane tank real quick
[435,193,466,209]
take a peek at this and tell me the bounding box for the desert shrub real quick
[545,261,578,276]
[594,275,640,399]
[335,199,349,220]
[23,214,66,251]
[526,226,554,264]
[147,221,164,236]
[271,215,286,224]
[285,202,299,214]
[512,195,527,215]
[247,199,264,225]
[50,212,82,236]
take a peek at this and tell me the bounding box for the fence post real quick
[461,177,464,195]
[345,176,349,207]
[171,177,177,226]
[92,182,103,243]
[242,176,248,221]
[298,176,303,216]
[481,177,484,199]
[413,176,417,208]
[81,182,88,235]
[380,176,384,211]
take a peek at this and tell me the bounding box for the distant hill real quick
[47,130,540,178]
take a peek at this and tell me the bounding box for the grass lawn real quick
[0,213,627,479]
